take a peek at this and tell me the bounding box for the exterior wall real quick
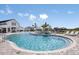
[0,19,21,33]
[8,20,20,27]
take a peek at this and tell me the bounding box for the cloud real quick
[39,14,48,20]
[17,13,23,17]
[0,10,5,14]
[0,5,13,15]
[67,11,74,14]
[6,5,13,14]
[17,13,29,17]
[6,9,13,14]
[29,14,36,21]
[24,13,29,16]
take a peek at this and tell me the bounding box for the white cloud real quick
[17,13,29,17]
[24,13,29,16]
[6,9,13,14]
[17,13,23,17]
[29,14,36,21]
[0,10,5,14]
[67,11,74,14]
[39,14,48,20]
[0,5,13,15]
[6,5,13,14]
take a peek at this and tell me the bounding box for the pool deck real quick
[0,33,79,55]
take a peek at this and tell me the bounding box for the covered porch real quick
[0,27,17,33]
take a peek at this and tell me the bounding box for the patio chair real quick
[65,31,70,35]
[68,31,78,36]
[74,31,79,35]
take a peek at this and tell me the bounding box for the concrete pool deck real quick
[0,33,79,55]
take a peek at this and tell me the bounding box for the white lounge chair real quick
[68,31,78,36]
[69,31,75,35]
[65,31,70,35]
[65,31,74,35]
[74,31,79,35]
[65,31,79,36]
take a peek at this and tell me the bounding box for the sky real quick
[0,4,79,28]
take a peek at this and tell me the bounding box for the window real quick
[12,22,16,26]
[0,22,7,25]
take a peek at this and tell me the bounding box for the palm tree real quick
[41,22,53,32]
[41,22,49,31]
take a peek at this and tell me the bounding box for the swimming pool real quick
[6,33,72,52]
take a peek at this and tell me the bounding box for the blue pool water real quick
[6,33,71,51]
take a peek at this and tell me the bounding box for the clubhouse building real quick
[0,19,21,33]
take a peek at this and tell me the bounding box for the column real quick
[10,27,12,33]
[6,27,8,33]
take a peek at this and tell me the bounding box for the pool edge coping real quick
[4,32,77,54]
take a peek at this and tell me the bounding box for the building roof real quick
[0,19,15,23]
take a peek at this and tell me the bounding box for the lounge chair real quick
[65,31,74,35]
[65,31,70,35]
[74,31,79,35]
[67,31,79,36]
[69,31,75,35]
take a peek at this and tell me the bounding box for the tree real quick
[41,22,52,31]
